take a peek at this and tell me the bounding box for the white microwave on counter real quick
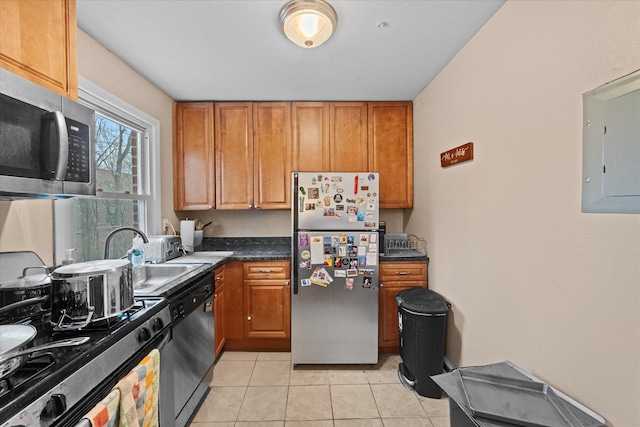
[0,69,95,198]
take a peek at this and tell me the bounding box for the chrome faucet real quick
[104,226,149,259]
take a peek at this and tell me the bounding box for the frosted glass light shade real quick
[279,0,338,48]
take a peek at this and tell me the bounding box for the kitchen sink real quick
[135,263,199,289]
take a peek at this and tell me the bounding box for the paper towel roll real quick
[180,220,195,253]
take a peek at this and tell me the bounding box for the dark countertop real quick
[202,237,290,260]
[380,250,429,262]
[200,237,428,262]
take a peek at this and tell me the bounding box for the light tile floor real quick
[190,351,450,427]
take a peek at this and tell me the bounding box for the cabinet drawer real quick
[214,265,225,282]
[379,262,426,281]
[379,280,424,289]
[243,261,290,279]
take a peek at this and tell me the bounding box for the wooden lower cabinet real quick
[223,260,291,351]
[378,261,428,353]
[244,261,291,339]
[222,259,425,354]
[213,265,226,358]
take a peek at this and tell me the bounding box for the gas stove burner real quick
[52,304,134,332]
[0,353,56,400]
[45,298,152,334]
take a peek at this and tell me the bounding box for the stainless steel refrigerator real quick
[291,172,380,364]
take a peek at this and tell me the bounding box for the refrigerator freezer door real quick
[292,231,379,364]
[294,172,379,231]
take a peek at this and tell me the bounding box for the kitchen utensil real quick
[0,324,36,380]
[50,259,133,330]
[0,331,89,380]
[201,221,213,230]
[458,370,583,427]
[0,267,52,319]
[0,325,37,355]
[0,337,90,365]
[193,230,203,247]
[180,220,195,253]
[146,235,182,262]
[0,251,46,285]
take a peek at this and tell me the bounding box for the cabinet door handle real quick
[247,316,252,321]
[395,271,410,275]
[215,275,223,280]
[214,293,218,299]
[380,283,384,288]
[259,269,272,273]
[248,204,253,209]
[285,281,290,286]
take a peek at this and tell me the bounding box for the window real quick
[55,78,161,263]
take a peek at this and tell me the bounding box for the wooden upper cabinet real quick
[215,103,253,209]
[253,102,291,209]
[368,102,413,208]
[174,101,414,211]
[215,102,291,210]
[292,102,330,172]
[173,103,215,210]
[0,0,77,99]
[330,102,368,172]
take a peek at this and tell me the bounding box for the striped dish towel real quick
[83,389,120,427]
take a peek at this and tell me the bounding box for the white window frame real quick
[54,77,161,263]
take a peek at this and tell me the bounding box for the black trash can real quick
[396,287,449,398]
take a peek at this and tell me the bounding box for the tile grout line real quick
[206,352,449,426]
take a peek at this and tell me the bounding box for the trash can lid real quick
[395,287,449,314]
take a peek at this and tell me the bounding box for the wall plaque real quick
[441,142,474,167]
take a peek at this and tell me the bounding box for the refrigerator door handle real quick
[292,230,298,295]
[292,173,299,232]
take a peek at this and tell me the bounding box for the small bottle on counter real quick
[61,248,76,265]
[131,236,146,267]
[131,235,146,287]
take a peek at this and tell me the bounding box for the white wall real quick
[0,200,54,265]
[407,1,639,425]
[178,209,404,237]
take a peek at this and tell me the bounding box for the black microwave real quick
[0,69,95,198]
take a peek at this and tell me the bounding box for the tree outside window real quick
[74,114,144,262]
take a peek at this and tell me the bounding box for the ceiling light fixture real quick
[279,0,338,48]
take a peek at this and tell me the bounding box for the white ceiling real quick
[77,0,504,102]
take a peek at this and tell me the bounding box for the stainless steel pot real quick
[0,268,51,319]
[51,260,133,330]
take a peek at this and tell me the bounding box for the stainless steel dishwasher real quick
[170,272,215,427]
